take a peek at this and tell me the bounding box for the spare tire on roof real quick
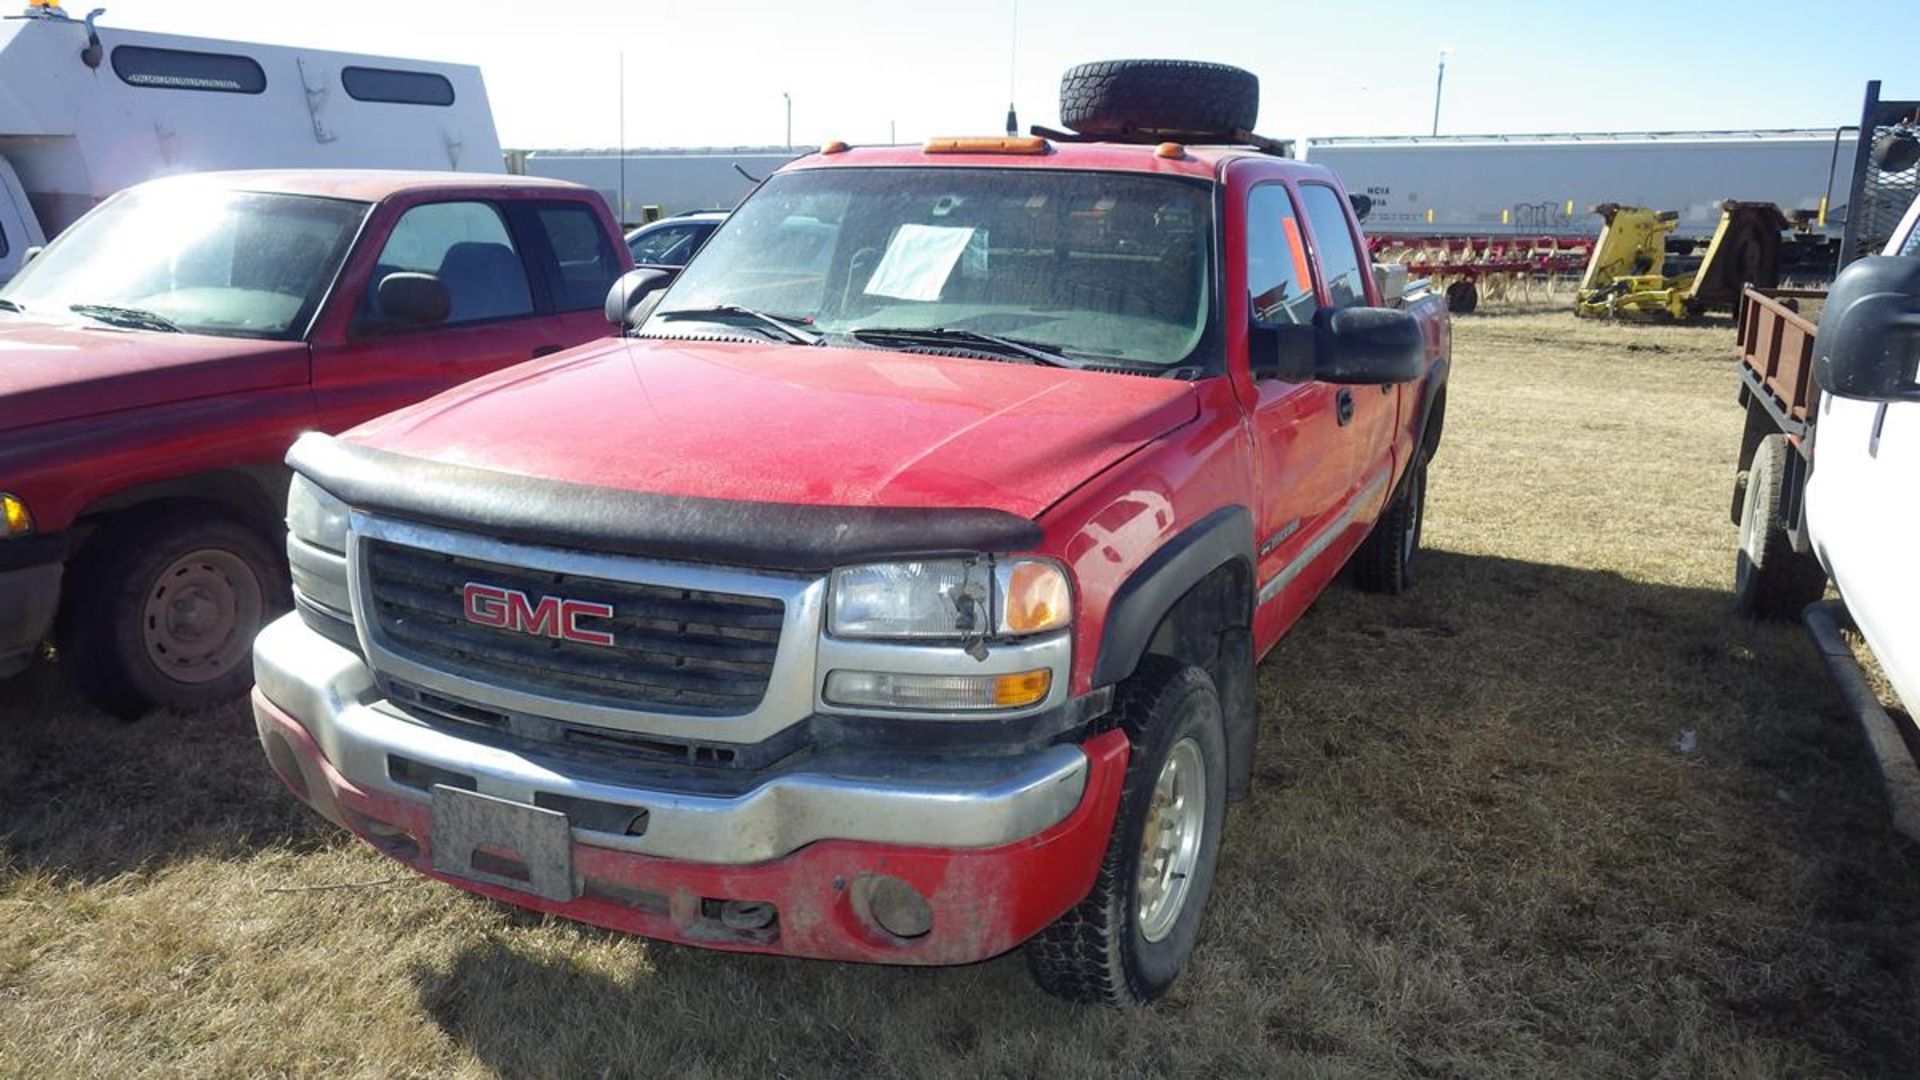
[1059,59,1259,139]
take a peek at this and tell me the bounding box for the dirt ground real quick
[3,308,1917,1078]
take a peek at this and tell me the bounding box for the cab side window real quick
[1297,184,1370,308]
[362,201,532,329]
[1246,185,1315,325]
[533,203,621,311]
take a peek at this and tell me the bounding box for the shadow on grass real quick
[0,665,328,884]
[396,550,1918,1077]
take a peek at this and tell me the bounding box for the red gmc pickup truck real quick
[0,170,628,716]
[252,62,1452,1005]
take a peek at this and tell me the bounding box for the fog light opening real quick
[262,731,309,800]
[861,874,934,940]
[719,899,778,932]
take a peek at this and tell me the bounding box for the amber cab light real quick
[923,136,1051,155]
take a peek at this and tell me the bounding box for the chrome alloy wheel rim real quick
[141,548,262,684]
[1136,736,1206,943]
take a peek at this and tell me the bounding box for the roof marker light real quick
[923,136,1050,155]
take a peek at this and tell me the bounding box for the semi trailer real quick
[0,3,503,283]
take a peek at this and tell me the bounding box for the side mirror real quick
[1814,255,1920,403]
[604,267,677,326]
[22,246,42,265]
[1247,321,1318,381]
[1311,306,1424,384]
[376,272,451,327]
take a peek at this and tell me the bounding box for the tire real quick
[1731,434,1826,620]
[1058,60,1259,139]
[64,506,287,719]
[1445,280,1479,314]
[1025,657,1227,1006]
[1352,453,1427,595]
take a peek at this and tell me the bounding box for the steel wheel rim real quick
[140,547,262,685]
[1136,736,1206,944]
[1736,464,1765,588]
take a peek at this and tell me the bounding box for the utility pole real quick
[1430,48,1450,137]
[783,92,792,151]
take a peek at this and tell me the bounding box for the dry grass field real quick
[3,307,1918,1078]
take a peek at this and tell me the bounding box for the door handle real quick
[1335,388,1355,427]
[531,344,563,359]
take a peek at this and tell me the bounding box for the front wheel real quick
[1024,658,1227,1006]
[65,507,286,719]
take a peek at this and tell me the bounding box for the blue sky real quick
[102,0,1917,148]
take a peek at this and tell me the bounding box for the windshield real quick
[0,187,368,340]
[647,167,1217,369]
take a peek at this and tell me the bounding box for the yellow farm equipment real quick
[1574,201,1791,320]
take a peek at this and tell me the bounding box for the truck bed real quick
[1736,285,1827,433]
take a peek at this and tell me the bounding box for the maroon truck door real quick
[306,195,619,434]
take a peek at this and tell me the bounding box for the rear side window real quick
[1245,185,1314,324]
[1297,184,1370,308]
[341,66,456,107]
[112,46,266,94]
[534,204,622,310]
[363,201,532,328]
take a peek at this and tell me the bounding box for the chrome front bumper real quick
[252,613,1092,865]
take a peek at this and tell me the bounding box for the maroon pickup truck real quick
[253,62,1451,1005]
[0,170,630,716]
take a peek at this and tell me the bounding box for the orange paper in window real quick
[1282,216,1312,297]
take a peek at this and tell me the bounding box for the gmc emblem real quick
[461,582,615,646]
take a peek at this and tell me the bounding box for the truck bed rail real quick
[1736,285,1826,429]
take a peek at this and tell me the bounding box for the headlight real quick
[0,493,31,537]
[827,557,1071,639]
[285,475,356,650]
[828,559,992,638]
[287,474,349,554]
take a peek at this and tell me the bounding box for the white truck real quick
[1801,195,1920,836]
[0,3,503,283]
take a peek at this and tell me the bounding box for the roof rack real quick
[1029,124,1293,158]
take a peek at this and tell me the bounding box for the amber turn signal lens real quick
[992,669,1052,708]
[1,493,31,537]
[998,560,1071,635]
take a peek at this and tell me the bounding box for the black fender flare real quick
[1090,505,1257,796]
[1090,505,1254,688]
[1413,355,1451,463]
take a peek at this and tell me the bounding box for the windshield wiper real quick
[70,303,182,333]
[0,298,22,314]
[654,305,821,346]
[846,326,1078,368]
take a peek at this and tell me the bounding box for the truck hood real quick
[346,338,1200,519]
[0,316,308,432]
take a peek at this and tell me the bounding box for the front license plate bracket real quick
[430,784,578,902]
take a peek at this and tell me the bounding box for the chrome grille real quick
[362,539,783,715]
